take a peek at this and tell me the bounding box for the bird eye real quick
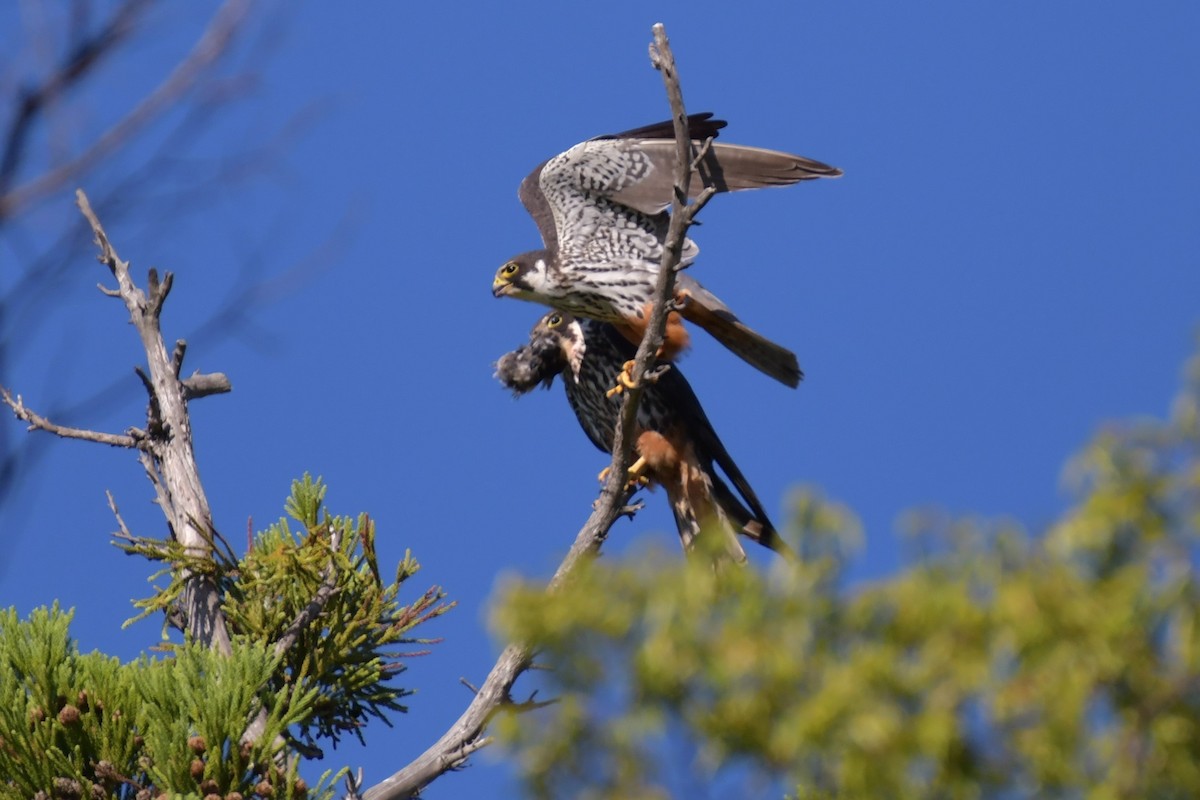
[500,262,519,277]
[546,313,562,328]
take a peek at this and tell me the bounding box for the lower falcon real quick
[495,309,795,561]
[491,113,841,388]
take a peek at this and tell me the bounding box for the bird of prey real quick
[495,309,795,562]
[491,113,841,389]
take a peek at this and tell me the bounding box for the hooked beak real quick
[492,276,516,298]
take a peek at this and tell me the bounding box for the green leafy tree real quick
[492,347,1200,799]
[5,18,1197,800]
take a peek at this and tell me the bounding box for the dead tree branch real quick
[0,385,138,447]
[0,0,151,205]
[0,0,250,220]
[273,526,342,660]
[0,0,292,523]
[74,188,233,655]
[358,22,706,800]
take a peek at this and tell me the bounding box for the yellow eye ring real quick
[500,262,519,277]
[546,313,563,328]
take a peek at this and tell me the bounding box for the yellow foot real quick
[598,456,650,490]
[605,360,639,398]
[627,456,647,483]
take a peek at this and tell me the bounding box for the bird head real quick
[530,309,585,382]
[492,251,549,299]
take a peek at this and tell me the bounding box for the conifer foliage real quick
[0,477,450,800]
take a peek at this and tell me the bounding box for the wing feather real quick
[518,160,557,251]
[517,114,725,253]
[528,118,840,260]
[609,140,842,217]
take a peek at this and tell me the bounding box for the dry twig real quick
[358,22,708,800]
[0,0,250,219]
[0,385,138,448]
[272,526,342,659]
[0,0,150,209]
[75,188,233,655]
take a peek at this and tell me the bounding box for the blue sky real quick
[2,2,1198,796]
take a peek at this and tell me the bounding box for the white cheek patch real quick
[519,258,549,292]
[567,322,585,383]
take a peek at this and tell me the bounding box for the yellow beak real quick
[492,275,515,297]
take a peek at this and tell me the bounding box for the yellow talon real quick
[627,456,647,481]
[598,457,650,490]
[605,360,639,398]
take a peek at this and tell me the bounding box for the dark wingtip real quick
[795,157,843,180]
[772,347,803,388]
[598,112,727,142]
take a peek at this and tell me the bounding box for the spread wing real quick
[592,112,727,142]
[610,140,842,217]
[518,113,841,266]
[517,113,724,253]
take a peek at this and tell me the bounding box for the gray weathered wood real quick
[77,188,232,655]
[358,22,705,800]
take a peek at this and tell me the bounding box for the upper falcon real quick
[491,113,841,388]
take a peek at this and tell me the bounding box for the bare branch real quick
[0,0,151,204]
[506,690,558,715]
[689,135,715,170]
[75,188,233,655]
[616,499,647,520]
[0,0,251,219]
[133,367,156,404]
[171,341,187,377]
[683,184,719,225]
[344,769,365,800]
[0,3,320,523]
[181,372,233,400]
[0,385,137,448]
[272,549,340,660]
[146,269,174,319]
[358,22,707,800]
[106,490,134,541]
[597,22,698,520]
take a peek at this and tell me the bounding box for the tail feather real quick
[658,459,747,565]
[679,461,749,565]
[710,475,798,561]
[677,276,802,388]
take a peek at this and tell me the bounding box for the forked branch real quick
[358,22,708,800]
[79,190,232,654]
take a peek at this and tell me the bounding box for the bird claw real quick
[597,456,651,492]
[627,455,648,483]
[605,360,640,398]
[664,291,691,312]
